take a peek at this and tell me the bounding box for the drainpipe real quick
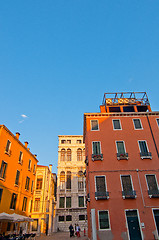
[137,169,159,208]
[146,115,159,158]
[91,209,97,240]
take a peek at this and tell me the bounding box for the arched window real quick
[61,149,66,161]
[67,149,71,161]
[78,171,84,191]
[60,171,65,190]
[77,148,82,161]
[66,171,71,190]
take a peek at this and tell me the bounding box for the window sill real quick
[14,184,19,187]
[5,151,11,156]
[0,177,5,182]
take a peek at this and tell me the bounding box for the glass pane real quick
[113,120,121,129]
[134,119,142,129]
[121,176,132,191]
[117,141,125,154]
[139,141,148,153]
[96,176,106,192]
[146,175,158,191]
[99,211,109,229]
[91,120,99,130]
[93,142,101,154]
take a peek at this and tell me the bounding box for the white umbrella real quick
[10,213,33,222]
[0,212,14,221]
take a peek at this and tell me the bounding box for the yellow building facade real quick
[0,125,38,233]
[31,165,56,235]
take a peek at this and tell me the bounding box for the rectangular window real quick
[116,141,126,154]
[28,159,31,170]
[66,172,71,190]
[61,140,66,144]
[31,181,34,193]
[66,215,72,221]
[30,200,33,212]
[34,198,40,211]
[0,188,3,202]
[91,120,99,131]
[22,197,27,211]
[59,197,65,208]
[153,209,159,236]
[5,140,11,154]
[79,215,85,221]
[32,219,38,231]
[146,175,159,197]
[15,170,20,185]
[138,141,151,159]
[121,175,136,198]
[133,119,142,129]
[95,176,108,199]
[77,140,82,144]
[66,197,71,208]
[36,178,43,189]
[25,176,30,191]
[78,196,84,207]
[98,210,110,230]
[0,161,7,179]
[18,151,23,164]
[33,164,36,174]
[10,193,17,209]
[113,119,121,130]
[156,119,159,128]
[121,175,133,192]
[92,142,101,155]
[59,216,64,222]
[67,140,71,144]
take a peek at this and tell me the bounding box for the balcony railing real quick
[140,152,152,159]
[117,153,128,160]
[92,154,103,161]
[122,190,136,199]
[148,189,159,198]
[95,191,109,200]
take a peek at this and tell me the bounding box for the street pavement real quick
[36,232,89,240]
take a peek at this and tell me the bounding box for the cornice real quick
[0,125,38,162]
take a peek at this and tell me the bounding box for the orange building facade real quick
[0,125,38,233]
[84,92,159,240]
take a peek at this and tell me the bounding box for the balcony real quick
[122,190,136,199]
[148,189,159,198]
[117,153,128,160]
[95,191,109,200]
[140,152,152,159]
[92,154,103,161]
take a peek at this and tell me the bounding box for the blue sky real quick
[0,0,159,173]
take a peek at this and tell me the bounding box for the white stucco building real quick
[56,135,87,232]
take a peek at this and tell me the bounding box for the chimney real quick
[49,164,52,173]
[15,132,20,139]
[34,154,37,158]
[24,141,28,148]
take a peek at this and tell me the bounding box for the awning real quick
[0,212,14,222]
[0,213,33,222]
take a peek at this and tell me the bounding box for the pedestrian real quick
[75,224,77,236]
[76,224,80,238]
[69,224,74,237]
[84,228,86,236]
